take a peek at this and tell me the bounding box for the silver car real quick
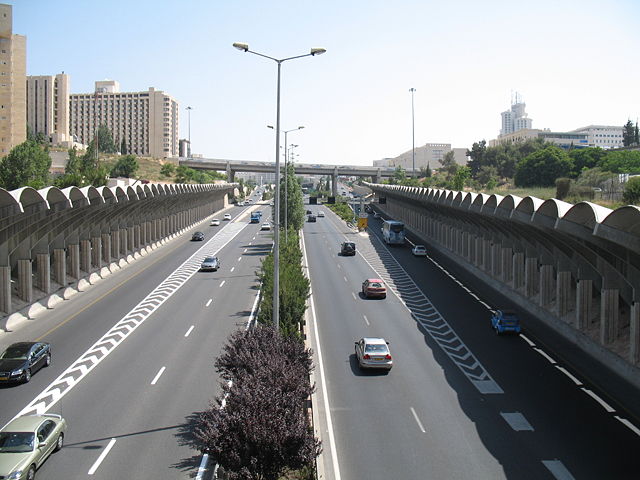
[354,337,393,371]
[200,256,220,271]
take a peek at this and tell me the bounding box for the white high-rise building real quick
[26,73,71,146]
[500,94,533,135]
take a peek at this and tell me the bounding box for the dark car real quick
[0,342,51,383]
[340,242,356,256]
[306,209,312,214]
[191,231,205,241]
[308,214,317,222]
[200,256,220,271]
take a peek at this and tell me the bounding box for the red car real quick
[362,278,386,299]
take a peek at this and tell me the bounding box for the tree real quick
[89,124,117,154]
[466,140,487,177]
[568,147,606,177]
[599,150,640,174]
[451,166,470,191]
[514,146,573,187]
[439,151,458,176]
[27,125,47,146]
[160,163,175,177]
[0,140,51,190]
[391,166,406,184]
[280,163,305,231]
[635,122,640,146]
[623,176,640,205]
[110,154,139,178]
[476,165,498,187]
[623,120,636,147]
[121,138,127,155]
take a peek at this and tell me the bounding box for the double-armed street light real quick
[409,88,416,178]
[233,42,326,330]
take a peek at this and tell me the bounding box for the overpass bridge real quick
[178,157,406,195]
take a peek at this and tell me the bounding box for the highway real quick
[0,196,271,479]
[305,203,640,480]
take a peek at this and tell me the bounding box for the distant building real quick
[0,3,26,155]
[375,143,467,171]
[570,125,624,149]
[500,94,533,136]
[26,73,71,146]
[70,80,179,158]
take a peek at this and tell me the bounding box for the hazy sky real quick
[14,0,640,166]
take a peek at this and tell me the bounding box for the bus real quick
[381,220,405,245]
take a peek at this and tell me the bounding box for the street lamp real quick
[409,88,416,178]
[186,106,193,158]
[234,42,325,331]
[268,125,304,240]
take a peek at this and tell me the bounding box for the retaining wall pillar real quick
[69,244,80,279]
[539,264,554,306]
[630,302,640,365]
[18,259,32,303]
[524,257,538,299]
[36,253,50,294]
[80,240,91,273]
[54,248,66,285]
[91,237,102,268]
[0,266,10,314]
[556,271,572,317]
[600,289,620,345]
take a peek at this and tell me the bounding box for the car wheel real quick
[27,465,36,480]
[24,368,31,383]
[45,353,51,367]
[54,433,64,452]
[382,294,386,299]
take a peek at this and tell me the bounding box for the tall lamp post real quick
[186,106,193,158]
[409,88,416,178]
[268,125,304,240]
[234,42,325,330]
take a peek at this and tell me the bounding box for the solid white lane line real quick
[238,257,242,262]
[533,348,556,364]
[520,334,536,347]
[410,407,426,433]
[337,264,342,269]
[343,276,348,282]
[554,366,582,386]
[196,453,209,480]
[581,388,616,412]
[542,460,575,480]
[205,299,212,307]
[230,266,235,272]
[185,326,195,337]
[500,412,534,431]
[252,236,256,240]
[614,416,640,437]
[363,315,370,326]
[88,438,117,475]
[248,242,252,245]
[352,292,357,300]
[220,280,226,287]
[244,248,248,253]
[151,367,166,385]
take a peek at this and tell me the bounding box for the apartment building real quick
[70,80,179,158]
[26,73,70,145]
[0,3,26,155]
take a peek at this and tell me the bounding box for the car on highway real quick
[317,210,325,217]
[412,245,427,256]
[308,214,317,222]
[261,222,271,231]
[223,213,232,221]
[354,337,393,371]
[200,256,220,271]
[0,342,51,384]
[238,201,245,206]
[210,219,220,226]
[491,310,522,335]
[340,241,356,256]
[362,278,386,299]
[191,231,205,241]
[0,413,67,479]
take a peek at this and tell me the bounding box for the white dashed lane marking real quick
[542,460,575,480]
[184,326,194,337]
[88,438,117,475]
[500,412,534,431]
[205,299,212,307]
[151,366,166,385]
[219,280,226,287]
[410,407,426,433]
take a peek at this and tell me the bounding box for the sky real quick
[13,0,640,166]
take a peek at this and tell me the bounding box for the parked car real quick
[210,219,220,226]
[223,213,232,221]
[0,413,67,479]
[0,342,51,384]
[490,310,521,335]
[317,210,325,217]
[306,209,312,214]
[191,231,205,241]
[261,222,271,231]
[340,241,356,256]
[308,214,317,222]
[354,337,393,371]
[412,245,427,256]
[200,256,220,271]
[362,278,386,299]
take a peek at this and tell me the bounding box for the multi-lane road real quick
[2,193,640,479]
[305,203,640,480]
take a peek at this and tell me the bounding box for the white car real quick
[210,219,220,226]
[261,222,271,231]
[412,245,427,256]
[317,210,325,217]
[223,213,231,221]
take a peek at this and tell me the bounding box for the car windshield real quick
[0,346,30,359]
[390,224,404,232]
[369,282,383,288]
[364,344,389,354]
[0,432,35,453]
[203,257,216,263]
